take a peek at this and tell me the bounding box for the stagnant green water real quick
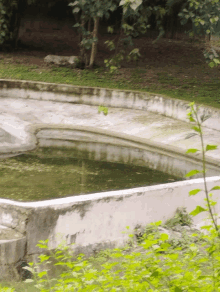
[0,147,182,202]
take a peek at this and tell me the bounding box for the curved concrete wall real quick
[0,79,220,131]
[36,126,219,178]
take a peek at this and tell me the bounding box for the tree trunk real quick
[8,0,25,49]
[79,15,87,65]
[89,17,99,68]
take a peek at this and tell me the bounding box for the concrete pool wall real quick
[0,79,220,279]
[1,176,220,279]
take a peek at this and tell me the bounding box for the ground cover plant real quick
[1,103,219,291]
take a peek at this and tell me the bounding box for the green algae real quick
[0,147,182,202]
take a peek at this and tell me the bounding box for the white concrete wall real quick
[0,177,219,257]
[26,176,220,255]
[36,127,219,178]
[0,79,220,131]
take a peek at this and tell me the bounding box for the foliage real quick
[0,0,36,47]
[163,207,193,229]
[186,102,220,237]
[104,0,160,72]
[98,105,108,115]
[178,0,220,67]
[69,0,118,67]
[0,286,15,292]
[0,0,17,45]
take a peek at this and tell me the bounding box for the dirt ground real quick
[0,31,209,71]
[1,31,219,106]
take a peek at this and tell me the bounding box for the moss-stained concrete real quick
[1,79,220,131]
[0,79,220,279]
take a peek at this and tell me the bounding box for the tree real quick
[178,0,220,67]
[69,0,118,68]
[0,0,36,49]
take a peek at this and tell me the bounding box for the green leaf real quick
[209,61,215,68]
[185,169,201,177]
[210,200,217,206]
[22,266,34,273]
[174,286,183,292]
[160,233,169,241]
[38,271,47,278]
[155,220,162,226]
[107,26,114,34]
[97,11,103,17]
[214,58,220,64]
[73,7,80,13]
[192,126,201,133]
[24,279,34,283]
[130,0,142,11]
[68,1,79,6]
[211,186,220,191]
[189,189,202,196]
[189,206,207,216]
[188,116,196,122]
[186,148,198,154]
[205,144,218,151]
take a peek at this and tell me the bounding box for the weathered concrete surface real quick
[0,96,219,177]
[0,79,220,277]
[0,176,219,258]
[0,224,26,280]
[0,128,20,144]
[0,79,220,131]
[35,126,219,178]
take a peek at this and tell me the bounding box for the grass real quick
[0,37,220,108]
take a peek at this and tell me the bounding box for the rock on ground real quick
[44,55,79,67]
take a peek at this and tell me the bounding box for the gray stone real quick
[44,55,79,67]
[0,128,20,144]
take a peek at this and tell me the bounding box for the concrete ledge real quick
[36,125,219,178]
[0,177,219,257]
[0,79,220,131]
[1,124,219,177]
[0,237,26,265]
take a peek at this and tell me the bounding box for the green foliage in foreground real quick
[1,102,219,291]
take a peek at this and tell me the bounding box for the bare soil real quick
[0,31,215,79]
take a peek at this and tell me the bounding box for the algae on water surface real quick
[0,147,182,202]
